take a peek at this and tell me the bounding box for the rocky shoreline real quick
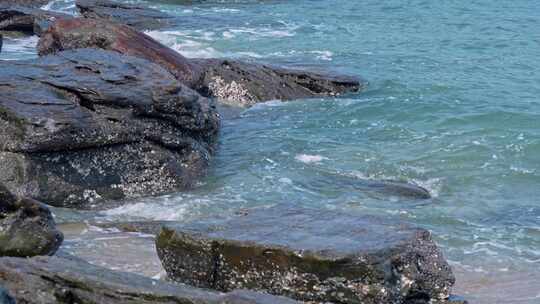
[0,0,467,303]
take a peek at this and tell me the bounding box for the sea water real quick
[3,0,539,302]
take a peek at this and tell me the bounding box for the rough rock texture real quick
[0,184,63,257]
[0,256,299,304]
[192,58,362,107]
[38,18,200,86]
[76,0,176,31]
[37,18,364,105]
[0,286,15,304]
[0,48,219,208]
[156,205,455,304]
[0,0,50,8]
[0,5,72,36]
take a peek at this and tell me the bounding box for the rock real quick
[37,18,364,105]
[0,48,219,208]
[192,58,363,107]
[304,171,432,199]
[0,255,299,304]
[0,0,51,8]
[0,33,2,53]
[76,0,176,31]
[0,5,72,36]
[0,184,63,257]
[38,18,200,86]
[156,205,455,304]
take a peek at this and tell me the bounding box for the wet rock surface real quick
[37,18,364,105]
[0,184,63,257]
[156,205,455,304]
[0,255,299,304]
[38,18,200,86]
[0,48,219,208]
[0,0,51,8]
[76,0,176,31]
[0,5,72,37]
[192,58,363,107]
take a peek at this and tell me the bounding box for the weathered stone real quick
[76,0,176,31]
[156,205,455,304]
[0,256,299,304]
[0,5,72,36]
[193,58,363,107]
[0,48,219,208]
[0,184,63,257]
[0,0,50,8]
[37,18,365,105]
[38,18,200,86]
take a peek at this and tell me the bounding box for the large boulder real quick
[0,48,219,208]
[0,184,63,257]
[156,205,456,304]
[37,18,200,86]
[0,5,72,36]
[37,18,364,105]
[76,0,176,31]
[0,255,299,304]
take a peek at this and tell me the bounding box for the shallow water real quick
[3,0,540,302]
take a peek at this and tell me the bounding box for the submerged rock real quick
[156,205,455,304]
[0,255,299,304]
[37,18,364,105]
[76,0,176,31]
[0,5,72,36]
[0,184,63,257]
[0,48,219,208]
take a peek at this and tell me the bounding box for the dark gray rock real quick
[37,18,365,105]
[0,255,299,304]
[0,5,72,36]
[0,48,219,208]
[156,205,455,304]
[193,58,363,107]
[0,184,63,257]
[76,0,176,31]
[0,0,50,8]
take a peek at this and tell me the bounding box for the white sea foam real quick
[145,30,222,58]
[295,154,329,164]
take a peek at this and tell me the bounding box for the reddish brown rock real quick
[38,18,199,86]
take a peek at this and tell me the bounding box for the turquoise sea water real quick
[3,0,539,302]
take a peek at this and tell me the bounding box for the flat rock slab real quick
[76,0,177,31]
[0,256,299,304]
[156,205,455,304]
[0,48,219,208]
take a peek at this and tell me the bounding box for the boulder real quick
[156,205,456,304]
[0,256,299,304]
[38,18,200,86]
[76,0,176,31]
[0,48,219,208]
[192,58,362,107]
[37,18,364,105]
[0,184,63,257]
[0,5,72,36]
